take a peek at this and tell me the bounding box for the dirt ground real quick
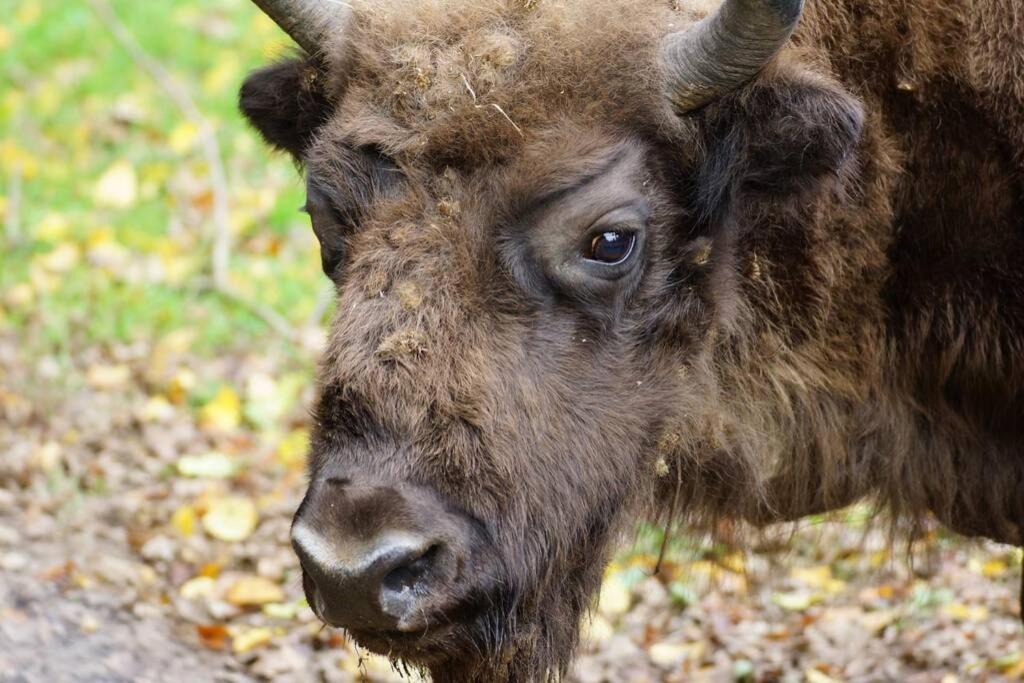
[1,329,1022,683]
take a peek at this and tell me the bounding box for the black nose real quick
[292,525,444,630]
[291,479,470,633]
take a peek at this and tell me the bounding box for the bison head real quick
[239,0,867,679]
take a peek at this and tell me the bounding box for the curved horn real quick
[250,0,349,55]
[661,0,804,112]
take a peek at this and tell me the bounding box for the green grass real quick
[1,0,324,357]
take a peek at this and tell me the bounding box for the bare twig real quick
[87,0,231,290]
[204,280,301,342]
[304,282,336,329]
[653,460,684,577]
[4,161,22,245]
[88,0,313,344]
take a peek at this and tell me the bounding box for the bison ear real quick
[239,57,333,159]
[696,71,865,209]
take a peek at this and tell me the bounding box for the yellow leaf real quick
[941,603,989,621]
[772,591,818,611]
[38,243,80,273]
[199,562,222,578]
[4,283,34,308]
[34,212,71,241]
[226,576,285,607]
[0,26,11,51]
[276,429,310,468]
[597,574,631,617]
[17,1,41,24]
[806,670,841,683]
[166,368,197,404]
[231,627,273,654]
[177,451,238,479]
[715,552,745,574]
[33,82,60,117]
[93,160,138,209]
[200,386,242,431]
[792,565,847,594]
[87,240,131,272]
[0,139,39,179]
[171,505,196,537]
[203,57,241,94]
[202,496,258,542]
[860,609,898,634]
[86,364,131,390]
[981,559,1008,578]
[262,602,301,620]
[168,122,200,154]
[580,615,614,643]
[179,576,217,600]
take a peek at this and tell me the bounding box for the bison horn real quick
[249,0,349,55]
[661,0,804,112]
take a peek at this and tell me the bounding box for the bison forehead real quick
[332,0,678,167]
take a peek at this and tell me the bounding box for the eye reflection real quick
[586,230,636,264]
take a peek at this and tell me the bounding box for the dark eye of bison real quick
[586,230,636,264]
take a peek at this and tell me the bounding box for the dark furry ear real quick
[239,57,333,159]
[697,74,865,211]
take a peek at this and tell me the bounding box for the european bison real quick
[239,0,1024,679]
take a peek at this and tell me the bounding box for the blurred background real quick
[0,1,1021,681]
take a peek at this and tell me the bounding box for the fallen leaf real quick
[262,602,302,620]
[860,609,899,634]
[941,602,989,621]
[579,615,614,644]
[772,591,818,612]
[86,364,131,390]
[226,576,285,607]
[177,451,238,479]
[791,565,846,594]
[138,396,175,423]
[38,243,80,273]
[648,641,705,668]
[79,614,100,634]
[171,505,196,537]
[5,283,35,308]
[166,368,197,404]
[93,160,138,209]
[180,576,218,600]
[276,429,309,469]
[200,386,242,431]
[202,496,258,542]
[806,669,841,683]
[232,627,273,654]
[168,121,200,154]
[597,574,632,617]
[981,559,1008,578]
[199,562,222,579]
[196,624,229,650]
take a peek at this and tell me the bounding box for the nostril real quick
[381,544,441,595]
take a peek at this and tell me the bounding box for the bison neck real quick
[665,18,1024,544]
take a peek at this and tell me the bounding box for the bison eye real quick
[586,230,636,265]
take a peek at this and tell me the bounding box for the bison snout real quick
[290,478,479,636]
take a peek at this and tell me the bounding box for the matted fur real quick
[240,0,1024,679]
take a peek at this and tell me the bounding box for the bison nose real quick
[291,524,442,630]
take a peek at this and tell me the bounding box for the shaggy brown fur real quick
[240,0,1024,679]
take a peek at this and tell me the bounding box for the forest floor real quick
[1,329,1022,683]
[2,1,1023,681]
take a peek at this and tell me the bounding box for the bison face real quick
[239,0,864,678]
[290,129,680,678]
